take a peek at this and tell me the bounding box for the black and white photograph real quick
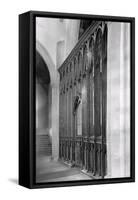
[35,16,132,183]
[0,0,138,197]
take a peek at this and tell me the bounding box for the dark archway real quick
[36,51,50,84]
[36,51,52,157]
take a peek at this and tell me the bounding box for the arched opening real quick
[36,51,52,158]
[36,41,59,162]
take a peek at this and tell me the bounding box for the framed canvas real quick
[19,11,135,189]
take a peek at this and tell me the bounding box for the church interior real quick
[35,17,130,182]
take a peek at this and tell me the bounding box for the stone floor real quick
[36,156,92,183]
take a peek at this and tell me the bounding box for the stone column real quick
[119,23,130,177]
[106,22,130,178]
[51,83,59,161]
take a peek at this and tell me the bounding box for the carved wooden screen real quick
[94,29,102,137]
[82,46,88,137]
[77,54,83,136]
[58,22,107,178]
[101,25,107,176]
[89,38,94,137]
[93,25,107,177]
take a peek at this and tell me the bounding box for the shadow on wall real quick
[8,178,18,185]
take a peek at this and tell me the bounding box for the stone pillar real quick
[51,83,59,161]
[106,22,130,178]
[36,41,60,161]
[119,23,130,177]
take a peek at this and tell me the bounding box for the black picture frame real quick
[19,10,135,189]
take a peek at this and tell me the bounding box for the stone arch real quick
[36,40,59,86]
[36,40,59,161]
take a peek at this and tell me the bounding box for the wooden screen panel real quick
[89,72,94,136]
[101,25,108,177]
[82,77,87,136]
[102,25,107,140]
[68,87,71,137]
[89,38,94,136]
[94,29,102,137]
[59,90,63,137]
[82,46,88,137]
[66,88,68,137]
[70,84,73,137]
[63,90,66,137]
[77,82,82,136]
[94,61,101,136]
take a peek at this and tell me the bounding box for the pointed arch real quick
[36,40,59,161]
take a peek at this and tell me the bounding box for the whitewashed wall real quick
[36,17,80,68]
